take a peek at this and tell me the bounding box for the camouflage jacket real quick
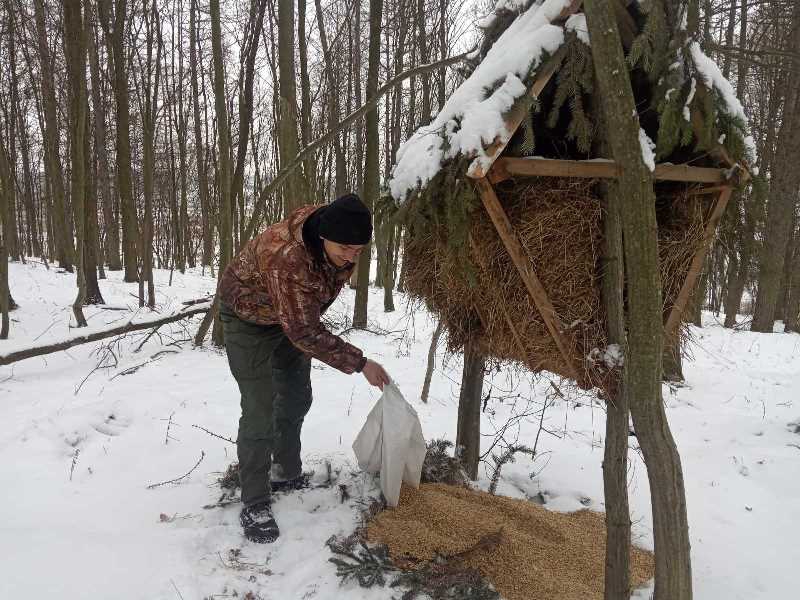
[219,205,366,374]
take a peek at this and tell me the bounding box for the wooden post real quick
[664,185,734,337]
[473,177,585,386]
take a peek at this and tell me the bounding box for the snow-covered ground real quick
[1,261,797,599]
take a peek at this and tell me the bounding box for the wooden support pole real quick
[664,186,734,337]
[473,177,585,386]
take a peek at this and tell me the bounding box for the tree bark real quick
[62,0,89,327]
[278,0,304,215]
[752,4,800,332]
[189,0,213,268]
[456,340,485,481]
[209,0,233,345]
[0,137,12,338]
[315,0,347,197]
[88,5,121,271]
[298,0,317,199]
[34,0,75,271]
[421,319,444,403]
[584,1,693,598]
[98,0,139,282]
[353,0,383,328]
[599,182,631,600]
[141,0,162,309]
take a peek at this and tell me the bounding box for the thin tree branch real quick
[242,48,476,241]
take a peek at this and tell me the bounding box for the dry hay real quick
[367,483,654,600]
[403,176,707,381]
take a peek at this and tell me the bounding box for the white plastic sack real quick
[352,383,426,507]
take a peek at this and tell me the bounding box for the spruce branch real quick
[326,539,396,588]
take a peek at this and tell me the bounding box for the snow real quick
[689,41,757,159]
[390,0,571,201]
[639,127,656,171]
[565,13,589,45]
[2,261,800,599]
[683,76,697,122]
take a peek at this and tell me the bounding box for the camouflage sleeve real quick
[264,270,365,374]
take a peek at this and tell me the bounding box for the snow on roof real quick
[389,0,571,202]
[689,41,756,160]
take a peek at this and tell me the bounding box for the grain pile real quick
[367,483,654,600]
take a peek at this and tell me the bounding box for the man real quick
[218,193,391,543]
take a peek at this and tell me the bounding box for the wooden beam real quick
[664,185,734,337]
[497,156,728,184]
[473,177,586,386]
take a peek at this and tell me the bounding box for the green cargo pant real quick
[220,304,313,507]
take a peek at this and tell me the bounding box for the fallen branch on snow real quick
[147,451,206,489]
[0,303,210,367]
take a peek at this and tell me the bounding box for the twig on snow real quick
[192,424,236,445]
[147,451,206,489]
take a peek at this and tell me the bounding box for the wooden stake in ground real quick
[583,1,692,598]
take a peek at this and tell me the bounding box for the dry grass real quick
[403,176,707,382]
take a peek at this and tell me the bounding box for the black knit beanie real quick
[318,193,373,245]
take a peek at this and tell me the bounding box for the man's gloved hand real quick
[362,359,391,390]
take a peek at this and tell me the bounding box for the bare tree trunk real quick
[383,221,396,311]
[16,109,41,258]
[297,0,314,197]
[63,0,89,327]
[584,1,692,597]
[232,0,267,249]
[98,0,139,282]
[416,0,430,125]
[600,181,631,600]
[0,137,12,338]
[315,0,347,197]
[140,0,162,309]
[456,340,484,481]
[209,0,233,344]
[278,0,304,215]
[421,319,444,403]
[88,5,120,271]
[189,0,212,268]
[353,0,383,328]
[752,4,800,332]
[34,0,75,271]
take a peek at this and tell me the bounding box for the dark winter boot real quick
[240,502,280,544]
[271,473,312,493]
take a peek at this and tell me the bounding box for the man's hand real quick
[362,359,391,390]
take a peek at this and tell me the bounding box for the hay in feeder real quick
[366,483,655,600]
[402,175,707,382]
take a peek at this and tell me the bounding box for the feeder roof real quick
[390,0,574,202]
[389,0,755,203]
